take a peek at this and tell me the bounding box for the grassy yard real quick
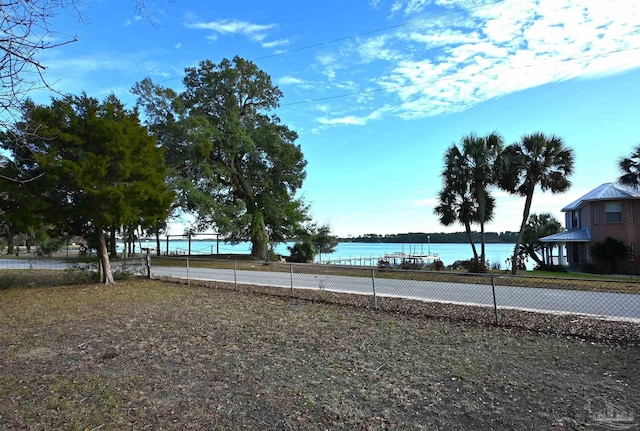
[0,279,638,430]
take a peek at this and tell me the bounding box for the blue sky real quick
[33,0,640,237]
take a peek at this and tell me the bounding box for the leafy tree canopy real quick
[497,132,574,274]
[590,236,629,274]
[618,144,640,190]
[519,212,563,268]
[0,93,173,283]
[434,133,501,271]
[134,56,309,260]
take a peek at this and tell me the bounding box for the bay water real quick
[137,239,522,270]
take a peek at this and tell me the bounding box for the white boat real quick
[382,252,440,266]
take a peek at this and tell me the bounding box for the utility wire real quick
[157,0,506,84]
[252,0,507,61]
[280,46,640,107]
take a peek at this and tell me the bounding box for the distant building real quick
[539,182,640,275]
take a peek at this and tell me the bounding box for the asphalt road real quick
[151,265,640,321]
[3,258,636,321]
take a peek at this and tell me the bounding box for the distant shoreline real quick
[141,231,520,245]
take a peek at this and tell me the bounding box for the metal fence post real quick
[371,268,379,310]
[491,273,499,326]
[144,248,151,279]
[290,264,294,291]
[234,261,237,287]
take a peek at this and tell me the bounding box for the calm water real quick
[137,239,522,269]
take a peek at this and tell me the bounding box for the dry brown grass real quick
[0,279,638,430]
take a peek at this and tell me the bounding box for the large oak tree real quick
[134,56,308,260]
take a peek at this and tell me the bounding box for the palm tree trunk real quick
[464,221,479,263]
[527,244,545,268]
[478,192,486,270]
[512,190,535,275]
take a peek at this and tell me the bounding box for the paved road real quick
[4,259,636,321]
[151,266,640,321]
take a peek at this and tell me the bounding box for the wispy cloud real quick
[377,0,640,118]
[317,107,386,126]
[262,39,290,49]
[278,76,305,85]
[123,16,143,27]
[276,75,312,89]
[185,19,276,43]
[316,0,640,123]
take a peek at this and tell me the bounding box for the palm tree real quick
[434,140,496,270]
[460,133,504,268]
[498,132,575,275]
[590,236,629,274]
[520,212,563,268]
[618,144,640,190]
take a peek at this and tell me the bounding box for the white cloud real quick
[186,19,276,43]
[262,39,290,49]
[187,19,275,34]
[278,76,305,85]
[359,0,640,119]
[357,35,405,63]
[123,15,143,26]
[316,107,386,126]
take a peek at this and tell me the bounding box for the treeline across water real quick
[340,231,519,244]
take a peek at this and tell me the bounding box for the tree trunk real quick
[478,191,487,271]
[512,190,535,275]
[156,232,161,257]
[464,221,479,263]
[527,245,544,268]
[109,226,118,258]
[97,228,115,285]
[250,210,269,261]
[3,224,14,255]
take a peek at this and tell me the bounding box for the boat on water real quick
[381,252,441,267]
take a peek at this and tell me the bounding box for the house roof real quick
[539,228,591,243]
[562,182,640,211]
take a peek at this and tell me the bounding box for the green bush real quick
[38,238,64,256]
[287,241,316,263]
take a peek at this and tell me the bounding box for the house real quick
[539,182,640,275]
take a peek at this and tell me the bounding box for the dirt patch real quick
[0,280,638,430]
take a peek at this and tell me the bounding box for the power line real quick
[280,46,640,107]
[252,0,506,61]
[156,0,507,84]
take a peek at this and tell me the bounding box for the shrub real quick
[399,261,425,271]
[377,259,391,269]
[429,260,445,271]
[535,264,567,273]
[287,241,316,263]
[38,238,64,256]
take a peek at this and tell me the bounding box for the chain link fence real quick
[150,257,640,324]
[2,254,638,340]
[0,255,147,287]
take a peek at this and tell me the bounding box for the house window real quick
[571,210,580,228]
[605,201,623,223]
[593,203,600,224]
